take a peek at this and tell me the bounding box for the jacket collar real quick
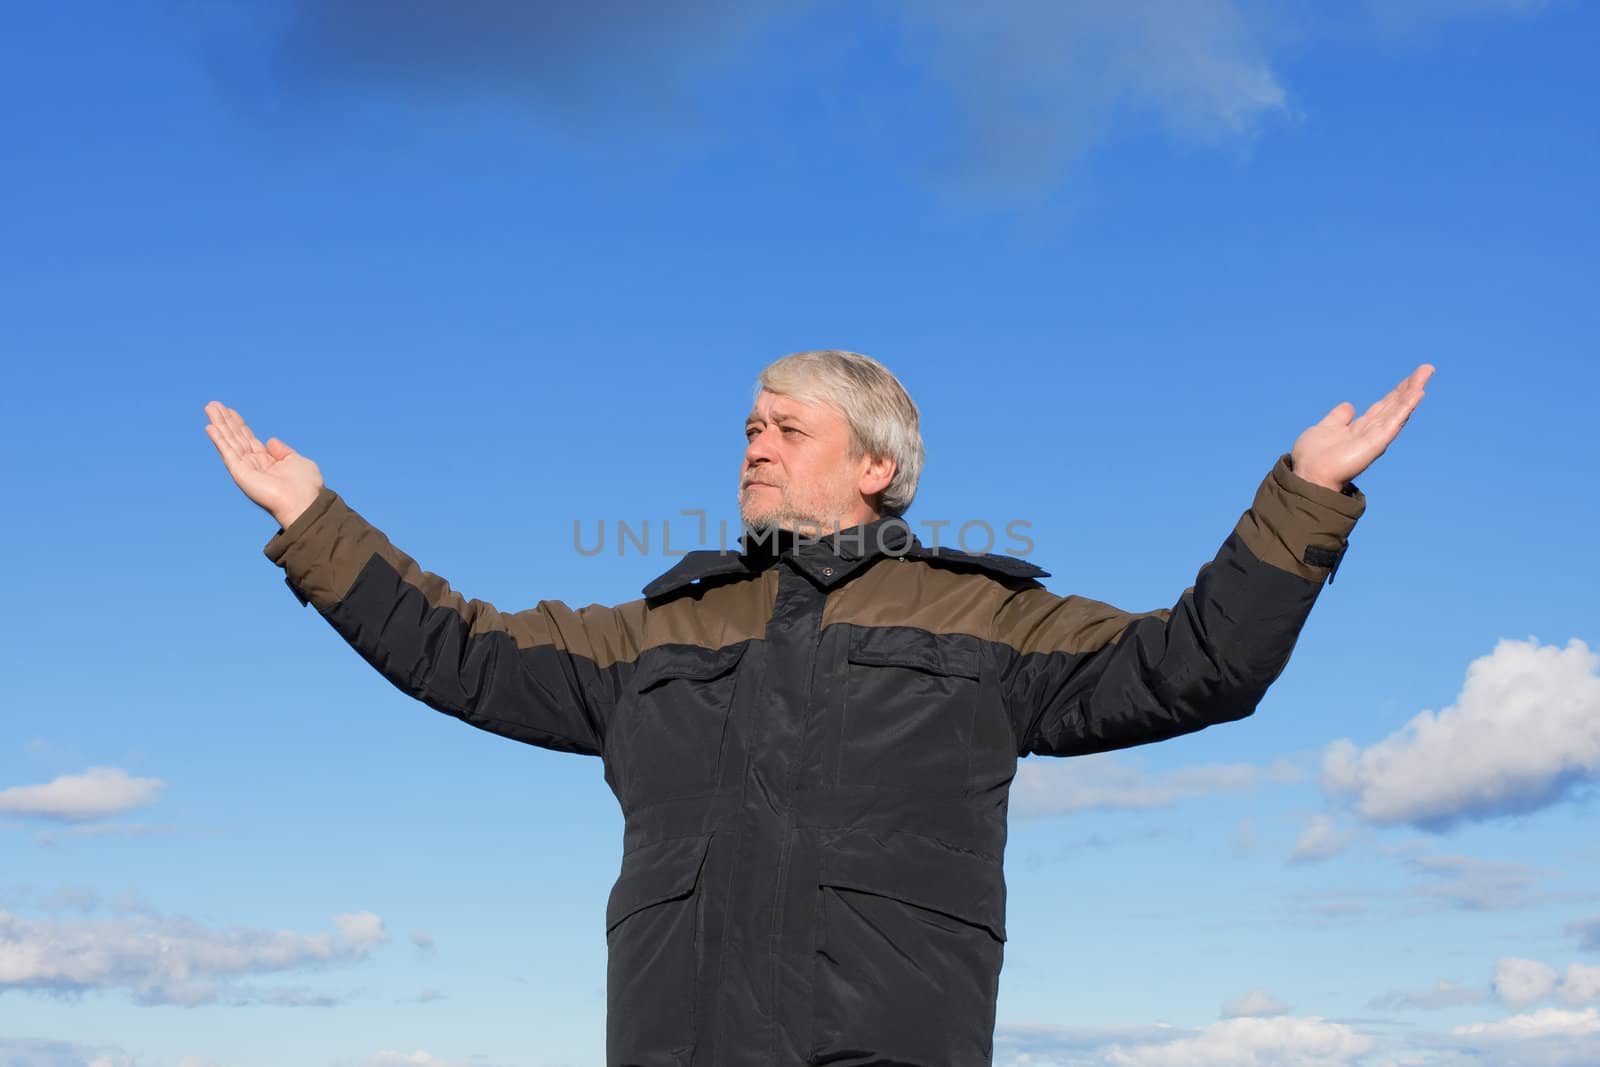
[641,516,1049,599]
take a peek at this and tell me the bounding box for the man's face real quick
[740,389,885,534]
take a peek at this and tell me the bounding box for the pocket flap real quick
[846,627,981,681]
[632,641,748,693]
[605,833,713,933]
[816,829,1006,941]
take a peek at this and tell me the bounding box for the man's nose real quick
[744,428,777,466]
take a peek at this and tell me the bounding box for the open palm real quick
[1291,364,1434,491]
[203,401,323,528]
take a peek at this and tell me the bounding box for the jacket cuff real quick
[1233,453,1366,584]
[262,485,360,610]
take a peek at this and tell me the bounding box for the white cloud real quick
[1291,815,1358,864]
[368,1053,459,1067]
[995,1022,1188,1065]
[1495,958,1600,1009]
[1011,755,1301,818]
[1321,638,1600,830]
[1560,964,1600,1006]
[0,904,386,1005]
[1456,1006,1600,1040]
[410,929,435,950]
[332,911,384,944]
[1497,958,1561,1007]
[1432,1005,1600,1066]
[0,767,163,821]
[1222,989,1291,1018]
[1105,1015,1377,1066]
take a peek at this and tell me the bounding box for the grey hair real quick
[755,349,925,517]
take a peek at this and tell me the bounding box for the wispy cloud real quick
[1368,978,1491,1011]
[882,0,1290,201]
[196,0,797,143]
[1287,843,1555,924]
[1290,814,1359,864]
[188,1,1554,203]
[34,822,178,847]
[1221,988,1291,1018]
[0,1038,136,1067]
[1290,887,1372,921]
[40,885,100,913]
[1231,817,1262,858]
[1322,638,1600,831]
[236,984,345,1008]
[1403,851,1542,911]
[1368,0,1550,35]
[0,767,163,822]
[1010,754,1301,818]
[1570,914,1600,952]
[0,902,386,1005]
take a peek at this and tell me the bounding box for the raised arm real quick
[204,402,632,757]
[1000,365,1431,757]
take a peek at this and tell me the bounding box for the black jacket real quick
[263,453,1364,1066]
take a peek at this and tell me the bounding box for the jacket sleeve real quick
[262,485,638,758]
[998,453,1366,758]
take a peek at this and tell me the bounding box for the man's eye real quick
[781,426,801,436]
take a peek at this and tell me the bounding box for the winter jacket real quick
[262,452,1365,1067]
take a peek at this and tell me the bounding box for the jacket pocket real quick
[606,833,714,1067]
[808,829,1005,1066]
[620,641,748,805]
[836,626,984,796]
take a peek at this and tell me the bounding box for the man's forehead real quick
[747,389,837,423]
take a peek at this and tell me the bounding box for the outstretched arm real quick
[1001,365,1432,758]
[204,402,633,757]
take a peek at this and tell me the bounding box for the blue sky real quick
[1,1,1596,1064]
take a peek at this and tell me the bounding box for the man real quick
[204,351,1431,1067]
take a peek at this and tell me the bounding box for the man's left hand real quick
[1290,364,1435,491]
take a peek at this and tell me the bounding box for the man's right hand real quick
[203,400,324,530]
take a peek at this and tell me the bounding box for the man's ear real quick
[858,454,896,500]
